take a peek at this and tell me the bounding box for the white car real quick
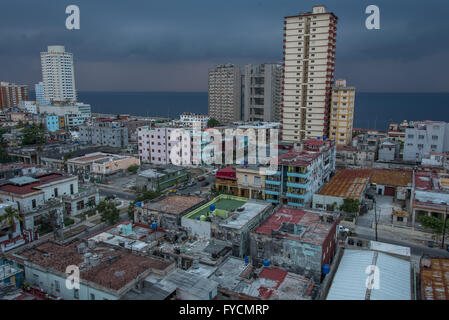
[211,169,218,175]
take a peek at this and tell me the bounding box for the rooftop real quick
[67,152,112,164]
[208,257,314,300]
[319,169,372,199]
[183,194,248,221]
[255,207,337,246]
[413,171,449,210]
[421,258,449,300]
[371,169,413,187]
[17,240,173,292]
[0,173,75,195]
[327,249,411,300]
[144,195,206,215]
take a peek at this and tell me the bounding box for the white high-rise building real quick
[208,64,242,125]
[40,45,77,103]
[281,6,337,143]
[330,79,355,146]
[243,63,282,122]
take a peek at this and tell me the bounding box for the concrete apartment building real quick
[329,79,355,146]
[40,45,76,103]
[35,81,49,106]
[0,82,28,110]
[250,207,339,282]
[265,138,336,207]
[79,122,129,148]
[243,63,282,122]
[39,103,91,129]
[176,113,210,129]
[208,64,242,124]
[403,121,449,163]
[281,6,337,143]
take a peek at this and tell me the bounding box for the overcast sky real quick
[1,0,448,92]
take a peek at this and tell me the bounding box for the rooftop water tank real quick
[210,204,216,212]
[263,260,270,267]
[150,222,157,229]
[200,215,206,221]
[244,256,249,264]
[322,264,330,275]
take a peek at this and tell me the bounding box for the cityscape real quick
[1,2,449,305]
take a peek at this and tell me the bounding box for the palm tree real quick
[0,206,23,241]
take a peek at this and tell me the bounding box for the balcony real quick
[265,180,281,186]
[286,191,310,199]
[286,171,311,178]
[265,190,280,196]
[286,181,311,189]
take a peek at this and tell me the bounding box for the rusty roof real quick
[145,195,205,215]
[421,258,449,300]
[371,169,412,187]
[319,169,372,199]
[18,241,172,292]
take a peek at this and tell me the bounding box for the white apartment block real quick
[18,101,38,114]
[281,6,337,143]
[329,79,355,146]
[244,63,282,122]
[208,64,242,124]
[403,121,449,162]
[177,113,210,129]
[40,45,77,103]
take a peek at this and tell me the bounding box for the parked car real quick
[338,225,350,233]
[201,181,210,187]
[211,169,218,175]
[197,176,206,182]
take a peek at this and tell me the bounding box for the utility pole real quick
[442,207,448,250]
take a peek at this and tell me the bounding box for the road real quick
[354,225,449,258]
[98,186,136,201]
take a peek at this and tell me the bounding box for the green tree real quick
[340,199,361,214]
[98,201,120,225]
[20,122,46,146]
[127,202,136,222]
[127,164,139,174]
[207,118,220,128]
[0,206,22,240]
[418,215,443,234]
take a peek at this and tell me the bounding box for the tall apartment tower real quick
[40,45,77,104]
[330,79,355,146]
[0,82,28,110]
[281,5,337,143]
[208,64,242,124]
[244,63,282,122]
[35,81,49,106]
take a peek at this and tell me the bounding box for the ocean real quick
[41,91,449,132]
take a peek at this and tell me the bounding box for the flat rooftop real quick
[255,207,337,246]
[209,257,313,300]
[144,195,205,215]
[219,201,271,230]
[319,169,372,199]
[371,169,412,187]
[0,173,74,195]
[421,258,449,300]
[17,241,173,292]
[183,195,248,221]
[68,153,111,164]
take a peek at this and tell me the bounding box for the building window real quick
[32,199,36,208]
[70,184,74,195]
[90,293,95,300]
[74,289,79,299]
[54,188,58,197]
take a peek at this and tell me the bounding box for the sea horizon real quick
[31,91,449,132]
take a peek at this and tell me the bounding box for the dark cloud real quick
[0,0,448,92]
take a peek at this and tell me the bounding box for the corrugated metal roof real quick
[371,252,411,300]
[327,250,374,300]
[327,249,411,300]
